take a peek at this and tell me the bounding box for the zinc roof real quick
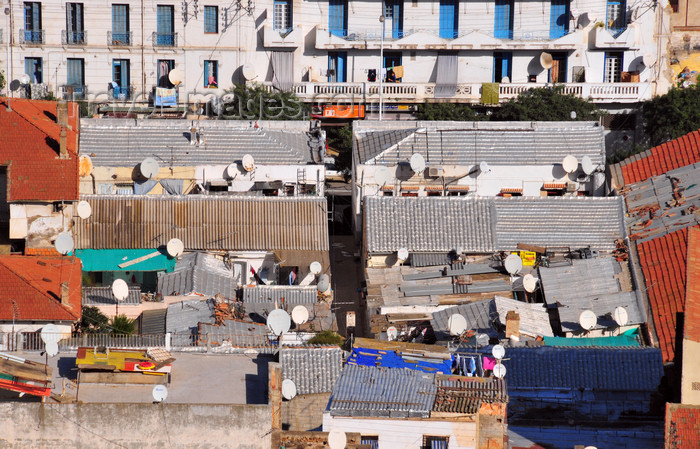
[82,286,142,306]
[242,286,318,320]
[494,296,554,337]
[165,298,216,334]
[157,252,238,299]
[279,346,343,394]
[199,320,271,348]
[79,119,322,165]
[431,299,499,337]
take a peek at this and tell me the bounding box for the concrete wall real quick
[681,339,700,404]
[282,393,331,431]
[0,402,271,449]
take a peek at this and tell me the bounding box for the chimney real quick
[61,282,70,306]
[505,310,520,340]
[56,100,68,127]
[59,127,68,158]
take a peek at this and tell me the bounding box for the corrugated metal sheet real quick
[140,309,166,334]
[75,195,329,253]
[80,119,319,165]
[157,252,197,296]
[504,346,664,392]
[280,346,343,394]
[494,296,554,337]
[410,252,452,267]
[355,121,605,166]
[165,298,216,334]
[329,365,437,418]
[555,291,644,332]
[199,320,271,348]
[431,299,498,337]
[82,286,141,305]
[242,285,318,319]
[433,376,508,414]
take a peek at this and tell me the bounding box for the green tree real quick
[307,330,344,346]
[109,314,136,335]
[79,306,110,334]
[415,102,483,121]
[219,83,309,120]
[492,86,602,121]
[0,69,5,93]
[642,85,700,147]
[325,124,353,174]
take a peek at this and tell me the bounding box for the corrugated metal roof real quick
[354,121,604,166]
[433,375,508,414]
[157,252,197,296]
[74,195,329,254]
[80,119,321,165]
[431,299,498,337]
[364,196,625,253]
[158,252,238,299]
[504,346,664,392]
[494,296,554,337]
[329,365,437,418]
[556,291,644,332]
[199,320,271,348]
[165,298,216,334]
[140,309,166,334]
[82,286,142,306]
[410,252,453,267]
[242,285,318,320]
[280,346,343,394]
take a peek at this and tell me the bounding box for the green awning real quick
[75,249,176,273]
[543,328,641,347]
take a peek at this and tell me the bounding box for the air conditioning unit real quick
[566,182,578,192]
[428,167,444,177]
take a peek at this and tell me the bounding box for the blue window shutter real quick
[494,0,513,39]
[329,0,347,37]
[204,62,209,86]
[549,0,569,39]
[338,52,347,82]
[388,0,403,39]
[439,0,458,39]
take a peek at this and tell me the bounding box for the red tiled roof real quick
[24,247,62,257]
[0,98,79,202]
[0,256,82,322]
[619,129,700,185]
[637,227,694,363]
[666,403,700,449]
[685,227,700,343]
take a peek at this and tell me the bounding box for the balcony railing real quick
[62,29,87,45]
[328,27,574,42]
[19,29,44,44]
[19,83,50,99]
[111,85,134,100]
[60,85,87,100]
[108,31,133,46]
[152,32,178,47]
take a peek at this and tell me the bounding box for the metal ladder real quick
[296,168,306,195]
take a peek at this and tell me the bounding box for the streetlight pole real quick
[378,14,385,121]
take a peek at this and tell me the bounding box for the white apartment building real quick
[0,0,661,110]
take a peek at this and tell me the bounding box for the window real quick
[158,59,175,87]
[273,0,292,33]
[361,436,379,449]
[423,436,449,449]
[66,58,84,86]
[549,0,569,39]
[204,60,218,87]
[25,57,42,83]
[328,0,348,37]
[204,5,218,33]
[328,52,347,82]
[112,4,130,45]
[493,51,512,82]
[384,0,403,39]
[438,0,458,39]
[112,59,130,99]
[494,0,514,39]
[23,2,42,43]
[157,5,175,45]
[65,3,85,44]
[606,0,626,36]
[549,52,567,83]
[604,52,623,82]
[384,51,402,82]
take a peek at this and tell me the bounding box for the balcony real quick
[19,29,44,45]
[152,32,178,47]
[263,25,302,48]
[60,85,88,101]
[108,31,133,46]
[314,25,583,51]
[19,83,50,100]
[593,26,636,49]
[263,81,651,105]
[110,85,134,101]
[62,30,87,45]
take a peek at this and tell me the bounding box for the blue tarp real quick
[346,346,453,374]
[75,249,176,272]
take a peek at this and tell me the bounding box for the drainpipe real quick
[6,0,14,95]
[141,0,145,98]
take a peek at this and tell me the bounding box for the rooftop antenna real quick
[166,238,184,258]
[242,63,257,81]
[409,153,426,175]
[76,200,92,220]
[581,155,595,176]
[139,157,160,179]
[448,314,468,336]
[562,155,578,174]
[40,324,61,358]
[291,305,309,326]
[226,163,238,179]
[479,161,491,174]
[504,254,523,275]
[386,326,398,341]
[579,310,597,332]
[613,306,628,335]
[242,154,255,172]
[540,52,554,70]
[328,430,347,449]
[397,248,409,265]
[492,344,505,360]
[266,309,291,336]
[168,68,184,87]
[373,165,392,187]
[281,379,297,400]
[152,385,168,403]
[112,278,129,316]
[492,363,507,379]
[522,274,538,293]
[309,261,322,276]
[54,232,74,255]
[317,274,331,296]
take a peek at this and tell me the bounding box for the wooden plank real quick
[516,243,547,253]
[117,250,162,268]
[0,358,52,382]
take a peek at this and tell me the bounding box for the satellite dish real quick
[77,201,92,219]
[54,232,74,255]
[242,63,257,81]
[139,157,160,179]
[9,79,20,92]
[523,274,538,293]
[281,379,297,400]
[242,154,255,172]
[579,310,597,331]
[540,52,554,70]
[386,326,398,341]
[328,430,347,449]
[409,153,426,174]
[373,166,392,187]
[168,68,184,86]
[643,53,657,67]
[581,155,595,175]
[45,341,59,357]
[448,314,468,336]
[226,163,238,179]
[504,254,523,275]
[152,385,168,402]
[112,278,129,301]
[492,344,506,360]
[613,306,629,327]
[41,324,61,345]
[317,274,331,293]
[562,155,578,173]
[78,155,93,177]
[20,74,30,85]
[166,238,184,257]
[479,161,491,174]
[267,309,291,336]
[492,363,507,379]
[397,248,409,263]
[309,261,322,275]
[291,305,309,325]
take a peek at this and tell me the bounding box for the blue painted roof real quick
[347,345,453,374]
[543,328,641,347]
[75,249,176,272]
[503,346,663,391]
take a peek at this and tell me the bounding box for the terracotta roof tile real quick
[685,227,700,343]
[0,98,79,202]
[0,256,82,322]
[666,403,700,449]
[618,129,700,185]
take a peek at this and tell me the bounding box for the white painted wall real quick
[195,164,326,195]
